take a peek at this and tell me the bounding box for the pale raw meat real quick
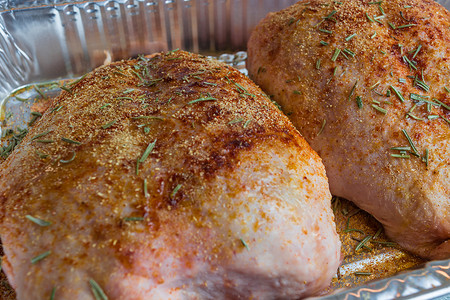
[247,0,449,259]
[0,51,340,299]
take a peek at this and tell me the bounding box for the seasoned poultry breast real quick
[247,0,449,259]
[0,51,340,299]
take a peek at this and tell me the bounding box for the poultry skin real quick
[0,51,340,299]
[247,0,449,259]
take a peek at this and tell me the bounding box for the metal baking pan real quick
[0,0,449,299]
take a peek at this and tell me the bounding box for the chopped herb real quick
[204,82,217,86]
[35,139,54,144]
[433,99,450,111]
[69,74,87,87]
[132,116,164,120]
[61,137,82,145]
[35,150,49,159]
[319,28,333,34]
[441,115,450,125]
[396,24,417,29]
[240,238,250,250]
[422,149,429,166]
[317,119,326,136]
[407,112,424,121]
[355,235,373,251]
[391,153,410,158]
[116,97,134,101]
[49,287,56,300]
[402,55,417,70]
[356,96,363,108]
[390,146,411,151]
[324,10,337,20]
[370,81,381,90]
[293,90,302,95]
[188,97,217,105]
[139,139,157,163]
[415,78,429,92]
[26,215,51,226]
[373,228,383,239]
[366,13,374,22]
[370,31,377,39]
[371,240,397,246]
[171,184,182,198]
[398,78,406,83]
[371,104,387,114]
[355,272,372,276]
[428,115,440,120]
[390,86,405,102]
[228,118,244,124]
[243,120,251,128]
[31,130,52,141]
[402,129,419,156]
[388,22,396,30]
[60,85,72,94]
[320,40,329,46]
[445,86,450,93]
[331,48,341,61]
[89,279,108,300]
[345,33,357,41]
[342,48,356,57]
[51,106,63,113]
[316,59,321,70]
[412,44,422,59]
[348,80,358,100]
[31,250,51,264]
[101,120,117,129]
[380,50,386,55]
[144,179,149,198]
[124,217,144,222]
[59,151,77,164]
[34,85,48,100]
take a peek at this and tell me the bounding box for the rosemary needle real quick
[25,215,51,227]
[89,279,108,300]
[59,151,77,164]
[31,250,51,264]
[31,130,53,141]
[61,137,82,145]
[355,235,372,251]
[49,287,56,300]
[171,184,182,198]
[139,139,157,163]
[240,238,250,250]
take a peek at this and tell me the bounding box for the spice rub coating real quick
[247,0,449,259]
[0,51,340,299]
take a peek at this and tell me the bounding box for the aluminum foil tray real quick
[0,0,449,299]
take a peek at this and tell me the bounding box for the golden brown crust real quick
[248,0,449,259]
